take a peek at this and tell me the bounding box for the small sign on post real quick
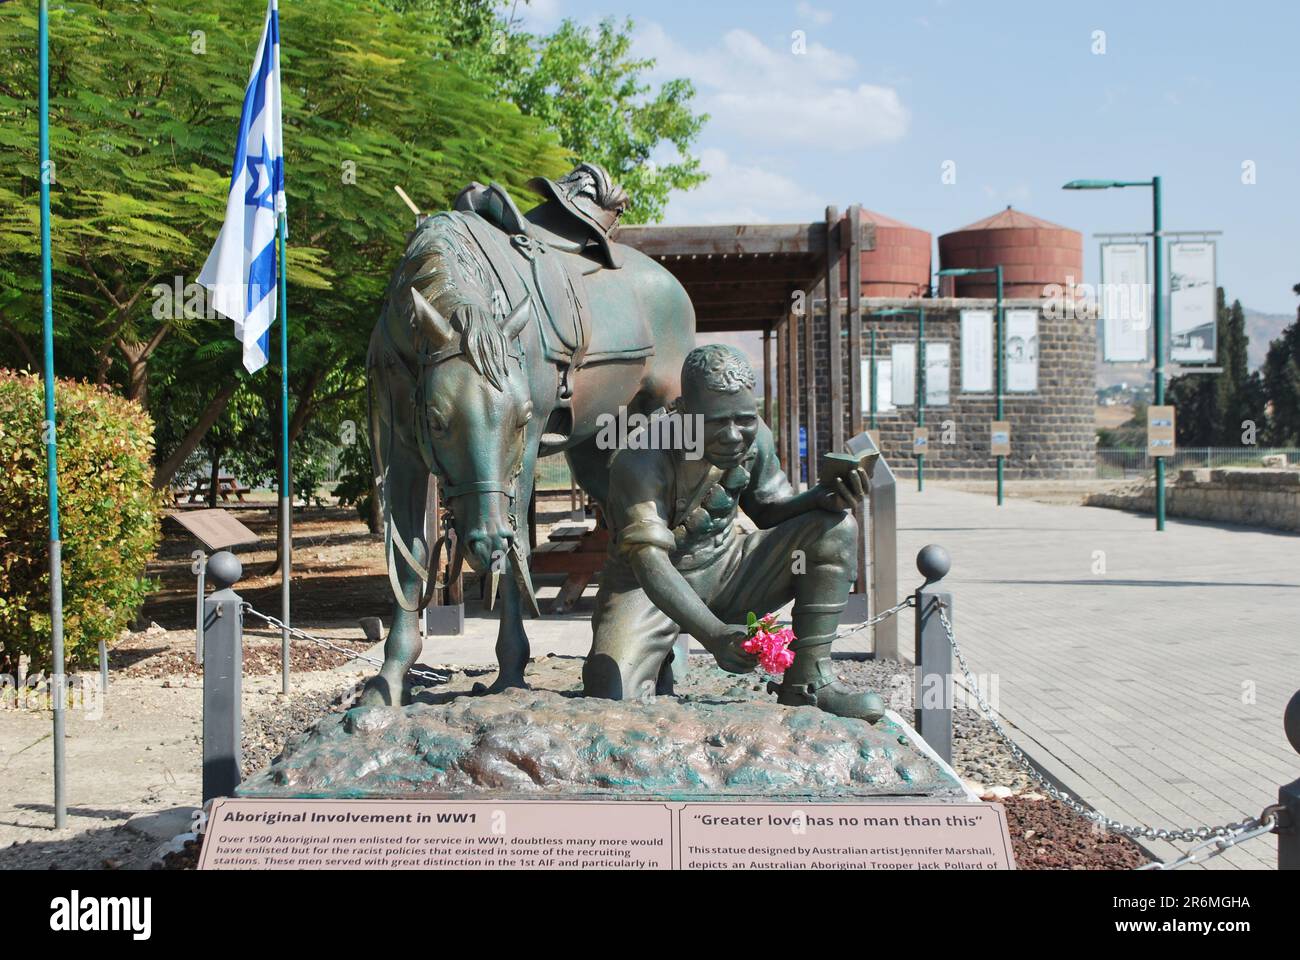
[912,427,929,454]
[990,421,1011,456]
[1147,405,1176,458]
[170,510,259,663]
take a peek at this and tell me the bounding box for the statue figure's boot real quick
[771,604,885,722]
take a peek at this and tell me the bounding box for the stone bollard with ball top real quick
[914,544,953,765]
[203,551,244,803]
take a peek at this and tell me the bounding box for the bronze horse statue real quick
[361,164,695,706]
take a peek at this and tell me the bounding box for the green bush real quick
[0,371,161,672]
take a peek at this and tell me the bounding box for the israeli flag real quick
[198,0,285,373]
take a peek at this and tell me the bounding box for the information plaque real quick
[198,798,1014,870]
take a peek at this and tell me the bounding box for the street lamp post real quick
[936,266,1006,504]
[1063,177,1165,531]
[873,308,927,491]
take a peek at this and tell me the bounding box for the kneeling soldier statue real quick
[583,344,885,721]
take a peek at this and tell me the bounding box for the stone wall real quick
[794,297,1096,480]
[1085,468,1300,531]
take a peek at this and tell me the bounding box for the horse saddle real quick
[452,183,653,372]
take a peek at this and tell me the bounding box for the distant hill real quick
[1244,307,1294,370]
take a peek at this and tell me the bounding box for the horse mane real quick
[395,213,510,391]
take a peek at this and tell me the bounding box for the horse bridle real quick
[413,334,527,505]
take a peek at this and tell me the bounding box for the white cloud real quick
[515,0,562,32]
[795,2,834,26]
[662,148,821,224]
[634,24,908,152]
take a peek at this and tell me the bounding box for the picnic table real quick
[175,474,252,505]
[529,517,607,614]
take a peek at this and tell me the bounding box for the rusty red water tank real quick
[840,207,931,299]
[937,207,1082,299]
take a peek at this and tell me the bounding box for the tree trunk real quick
[368,479,382,535]
[287,368,324,446]
[121,341,149,408]
[152,380,239,490]
[4,324,37,369]
[207,449,222,509]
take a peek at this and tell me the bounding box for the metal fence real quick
[1097,447,1299,479]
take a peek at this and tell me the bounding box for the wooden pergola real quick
[615,205,875,488]
[615,206,877,599]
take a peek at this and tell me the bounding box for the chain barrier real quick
[836,595,916,640]
[241,603,449,686]
[931,598,1280,867]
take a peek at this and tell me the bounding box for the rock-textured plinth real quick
[239,658,961,800]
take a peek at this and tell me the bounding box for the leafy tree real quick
[0,0,569,486]
[1261,284,1300,445]
[379,1,710,223]
[500,17,707,223]
[1166,288,1264,446]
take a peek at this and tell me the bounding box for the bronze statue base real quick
[239,656,964,801]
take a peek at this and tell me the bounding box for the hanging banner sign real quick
[960,310,994,392]
[925,342,951,406]
[864,357,896,415]
[1147,405,1176,457]
[1168,241,1217,364]
[1099,242,1149,362]
[1004,310,1039,392]
[891,343,916,407]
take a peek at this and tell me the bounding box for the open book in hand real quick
[817,430,880,486]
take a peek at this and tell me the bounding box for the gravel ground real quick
[114,623,371,680]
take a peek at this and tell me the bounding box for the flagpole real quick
[38,0,68,829]
[278,211,290,695]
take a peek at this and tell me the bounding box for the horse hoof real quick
[359,673,409,708]
[471,676,530,696]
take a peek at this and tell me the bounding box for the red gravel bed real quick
[993,795,1151,869]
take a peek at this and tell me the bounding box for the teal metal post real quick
[1151,176,1165,532]
[995,265,1004,506]
[39,0,67,830]
[277,213,291,693]
[917,309,925,492]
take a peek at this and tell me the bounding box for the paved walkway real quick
[891,485,1298,869]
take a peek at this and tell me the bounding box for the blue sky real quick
[519,0,1300,313]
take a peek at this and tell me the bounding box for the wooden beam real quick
[846,205,866,598]
[681,281,807,303]
[695,316,785,333]
[847,203,863,439]
[615,223,828,258]
[825,206,845,454]
[776,316,788,471]
[786,311,801,488]
[641,256,823,285]
[803,281,818,488]
[762,327,772,427]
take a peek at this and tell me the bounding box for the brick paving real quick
[887,484,1298,869]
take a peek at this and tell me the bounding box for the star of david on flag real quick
[198,0,285,373]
